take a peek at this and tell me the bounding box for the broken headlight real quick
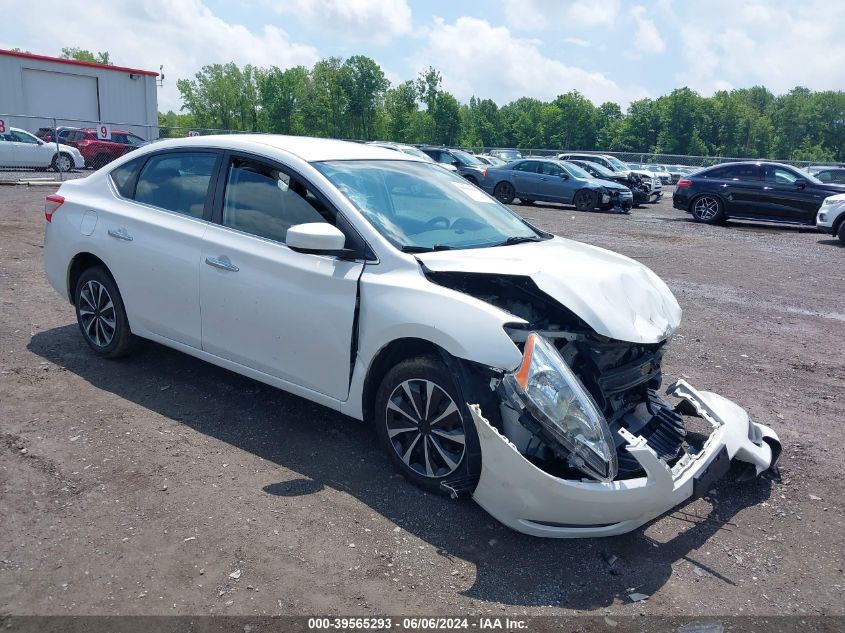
[504,332,618,482]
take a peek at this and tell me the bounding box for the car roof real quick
[139,134,422,163]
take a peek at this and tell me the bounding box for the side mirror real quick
[794,177,807,189]
[559,173,569,179]
[286,223,349,256]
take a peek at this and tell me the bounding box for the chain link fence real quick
[3,112,843,184]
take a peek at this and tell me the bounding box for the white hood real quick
[417,237,682,344]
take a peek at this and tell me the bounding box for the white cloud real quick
[413,17,647,107]
[272,0,412,45]
[630,6,666,56]
[674,0,845,96]
[503,0,620,30]
[562,37,591,48]
[6,0,319,112]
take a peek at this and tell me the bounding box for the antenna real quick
[157,65,165,87]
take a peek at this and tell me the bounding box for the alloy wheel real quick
[694,196,720,221]
[78,280,116,347]
[55,154,71,172]
[385,379,466,479]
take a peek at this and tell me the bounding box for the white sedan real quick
[42,135,781,538]
[0,127,85,172]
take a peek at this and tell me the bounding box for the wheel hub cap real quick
[79,280,116,347]
[385,379,466,478]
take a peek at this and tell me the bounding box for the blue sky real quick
[2,0,844,113]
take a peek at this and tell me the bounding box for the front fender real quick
[341,267,525,419]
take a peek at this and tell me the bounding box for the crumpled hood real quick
[417,237,682,344]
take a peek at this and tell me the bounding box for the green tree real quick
[384,81,419,143]
[61,47,111,64]
[259,65,310,134]
[339,55,389,140]
[306,57,347,138]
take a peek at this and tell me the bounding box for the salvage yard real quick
[0,183,843,617]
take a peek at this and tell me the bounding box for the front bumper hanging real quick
[470,379,781,538]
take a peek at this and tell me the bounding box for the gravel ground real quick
[0,184,843,618]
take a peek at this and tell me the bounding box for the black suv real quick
[673,161,845,225]
[419,147,488,185]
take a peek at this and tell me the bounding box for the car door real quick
[199,153,365,401]
[102,150,221,348]
[8,130,44,167]
[717,163,763,215]
[537,161,570,200]
[760,165,822,222]
[510,161,543,199]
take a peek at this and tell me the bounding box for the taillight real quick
[482,168,488,178]
[676,179,692,188]
[45,194,64,222]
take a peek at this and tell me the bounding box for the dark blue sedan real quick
[480,159,633,212]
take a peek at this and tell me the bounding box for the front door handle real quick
[107,227,133,241]
[205,256,239,272]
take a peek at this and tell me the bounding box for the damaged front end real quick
[426,270,781,538]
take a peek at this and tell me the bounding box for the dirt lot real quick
[1,183,843,618]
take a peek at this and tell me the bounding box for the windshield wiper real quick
[492,235,543,247]
[400,244,453,253]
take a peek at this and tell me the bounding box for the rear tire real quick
[690,195,724,224]
[494,181,516,204]
[74,266,135,358]
[837,220,845,244]
[374,356,477,494]
[574,189,598,212]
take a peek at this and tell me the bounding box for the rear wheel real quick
[691,195,724,224]
[838,220,845,244]
[374,356,476,494]
[574,188,598,212]
[74,267,135,358]
[494,181,515,204]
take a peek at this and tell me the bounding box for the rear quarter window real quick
[109,157,145,198]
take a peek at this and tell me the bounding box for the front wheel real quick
[494,181,515,204]
[691,195,724,224]
[837,221,845,244]
[574,188,598,212]
[51,152,73,173]
[374,356,476,494]
[74,267,135,358]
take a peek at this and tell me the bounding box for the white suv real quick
[817,193,845,243]
[42,135,780,538]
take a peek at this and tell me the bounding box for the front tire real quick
[51,152,73,173]
[574,188,598,212]
[74,267,135,358]
[838,220,845,244]
[690,195,724,224]
[494,181,516,204]
[375,356,476,494]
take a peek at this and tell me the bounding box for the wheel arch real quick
[67,252,110,303]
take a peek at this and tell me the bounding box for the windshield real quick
[400,146,434,161]
[498,150,522,160]
[451,149,483,166]
[580,161,612,177]
[606,156,629,171]
[314,160,542,251]
[560,162,592,179]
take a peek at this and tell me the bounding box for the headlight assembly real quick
[503,333,618,482]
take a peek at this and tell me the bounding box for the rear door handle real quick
[205,256,239,272]
[107,227,133,241]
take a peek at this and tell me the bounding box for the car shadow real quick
[817,238,843,247]
[28,326,774,609]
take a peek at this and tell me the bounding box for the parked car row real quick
[0,126,84,172]
[0,125,149,173]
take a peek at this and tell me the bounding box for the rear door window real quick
[134,152,218,218]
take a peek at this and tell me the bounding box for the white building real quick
[0,48,158,140]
